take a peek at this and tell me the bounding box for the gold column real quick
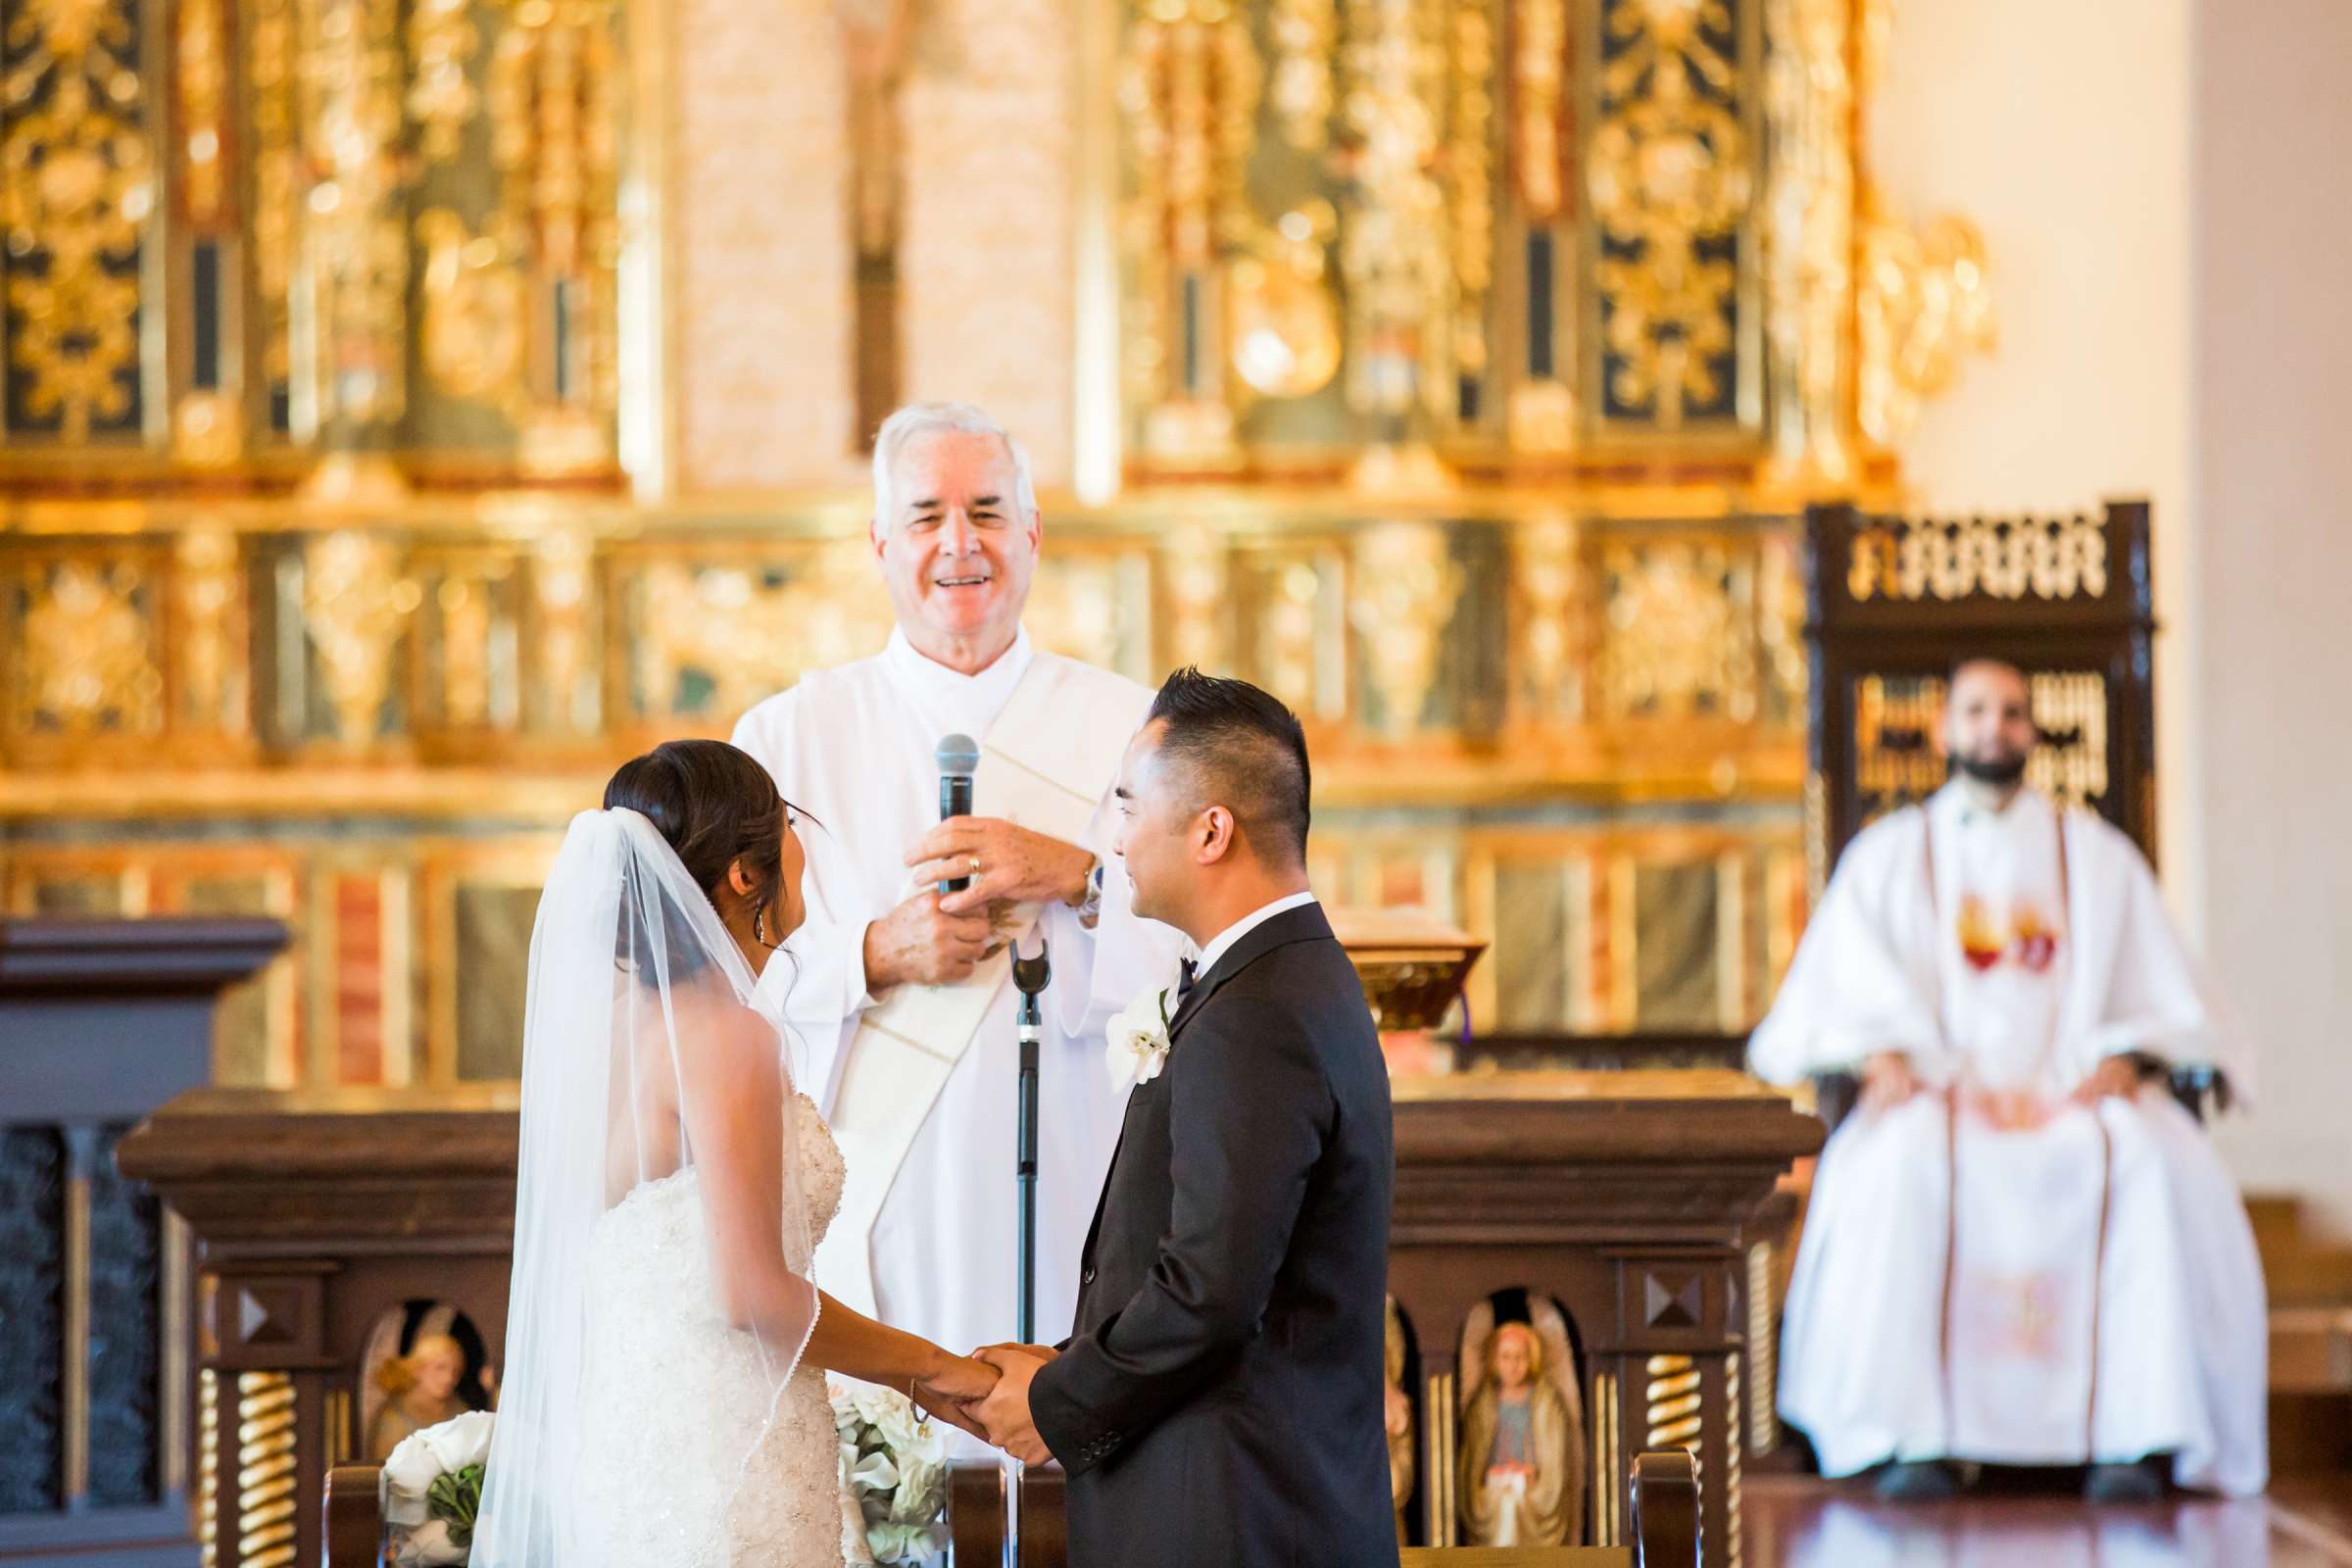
[234,1373,299,1568]
[1761,0,1854,484]
[1340,0,1452,473]
[291,0,412,487]
[1506,0,1575,452]
[487,0,623,474]
[175,0,244,463]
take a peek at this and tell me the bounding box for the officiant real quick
[731,403,1183,1449]
[1750,658,2268,1502]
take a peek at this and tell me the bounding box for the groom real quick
[969,669,1398,1568]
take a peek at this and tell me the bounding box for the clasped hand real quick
[864,819,1093,991]
[955,1343,1059,1465]
[1861,1050,2147,1131]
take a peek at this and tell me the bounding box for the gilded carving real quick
[1846,513,2106,603]
[233,1372,299,1568]
[1258,557,1323,713]
[174,529,247,731]
[178,0,231,223]
[1724,1352,1744,1568]
[1340,0,1450,443]
[1755,530,1805,711]
[1597,539,1752,720]
[0,0,153,438]
[1228,204,1342,400]
[407,0,480,162]
[1513,0,1567,220]
[531,525,597,734]
[1643,1350,1702,1449]
[1511,514,1579,721]
[636,539,890,722]
[1026,557,1124,672]
[172,389,244,466]
[1269,0,1336,150]
[416,209,527,401]
[1856,199,1993,448]
[1349,521,1461,734]
[303,532,416,743]
[1851,672,1944,820]
[14,560,162,735]
[295,0,412,432]
[1448,0,1496,398]
[1161,523,1230,673]
[1761,0,1853,481]
[435,572,495,728]
[1383,1299,1414,1544]
[1586,0,1750,428]
[248,0,297,404]
[487,0,621,442]
[1123,0,1259,460]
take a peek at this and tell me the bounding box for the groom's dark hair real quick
[1148,668,1311,866]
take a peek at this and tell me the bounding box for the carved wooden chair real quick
[323,1448,1703,1568]
[1794,500,2227,1131]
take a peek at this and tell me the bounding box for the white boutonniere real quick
[1103,983,1175,1092]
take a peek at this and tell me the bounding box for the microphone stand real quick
[1006,938,1052,1566]
[1009,938,1051,1345]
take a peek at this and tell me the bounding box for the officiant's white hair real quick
[871,402,1039,525]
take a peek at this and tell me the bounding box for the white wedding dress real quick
[474,808,848,1568]
[573,1091,849,1568]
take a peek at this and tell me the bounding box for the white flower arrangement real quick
[828,1378,949,1566]
[380,1411,494,1567]
[1103,983,1174,1092]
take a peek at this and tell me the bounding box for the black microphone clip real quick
[1011,936,1052,1003]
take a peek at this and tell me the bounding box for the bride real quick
[473,740,998,1568]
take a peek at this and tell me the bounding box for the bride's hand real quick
[912,1352,999,1439]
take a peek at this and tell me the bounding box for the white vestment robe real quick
[731,628,1185,1428]
[1750,785,2267,1495]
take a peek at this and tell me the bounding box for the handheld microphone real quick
[935,733,980,894]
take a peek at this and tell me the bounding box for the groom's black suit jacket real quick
[1028,902,1398,1568]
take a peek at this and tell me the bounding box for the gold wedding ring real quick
[968,854,982,877]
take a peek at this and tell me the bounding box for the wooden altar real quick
[117,1069,1814,1568]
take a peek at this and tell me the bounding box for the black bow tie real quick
[1177,957,1200,1002]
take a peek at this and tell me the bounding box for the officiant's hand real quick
[906,817,1095,917]
[2071,1054,2145,1107]
[971,1346,1054,1465]
[1860,1051,1922,1111]
[911,1352,1000,1441]
[863,891,995,990]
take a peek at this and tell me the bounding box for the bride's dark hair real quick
[603,740,802,950]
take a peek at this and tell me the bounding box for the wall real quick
[1867,0,2200,926]
[2191,0,2352,1221]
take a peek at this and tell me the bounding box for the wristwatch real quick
[1067,857,1104,929]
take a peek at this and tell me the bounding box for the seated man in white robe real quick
[731,403,1184,1452]
[1750,659,2267,1501]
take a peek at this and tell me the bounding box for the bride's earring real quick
[753,898,783,951]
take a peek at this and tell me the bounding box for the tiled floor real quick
[1745,1474,2352,1567]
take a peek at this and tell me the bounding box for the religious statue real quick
[1456,1301,1585,1547]
[1384,1297,1414,1543]
[366,1333,475,1461]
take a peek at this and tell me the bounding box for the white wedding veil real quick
[472,806,819,1568]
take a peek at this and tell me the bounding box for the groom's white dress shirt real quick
[1191,891,1320,981]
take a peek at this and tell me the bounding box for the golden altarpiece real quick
[0,0,1999,1560]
